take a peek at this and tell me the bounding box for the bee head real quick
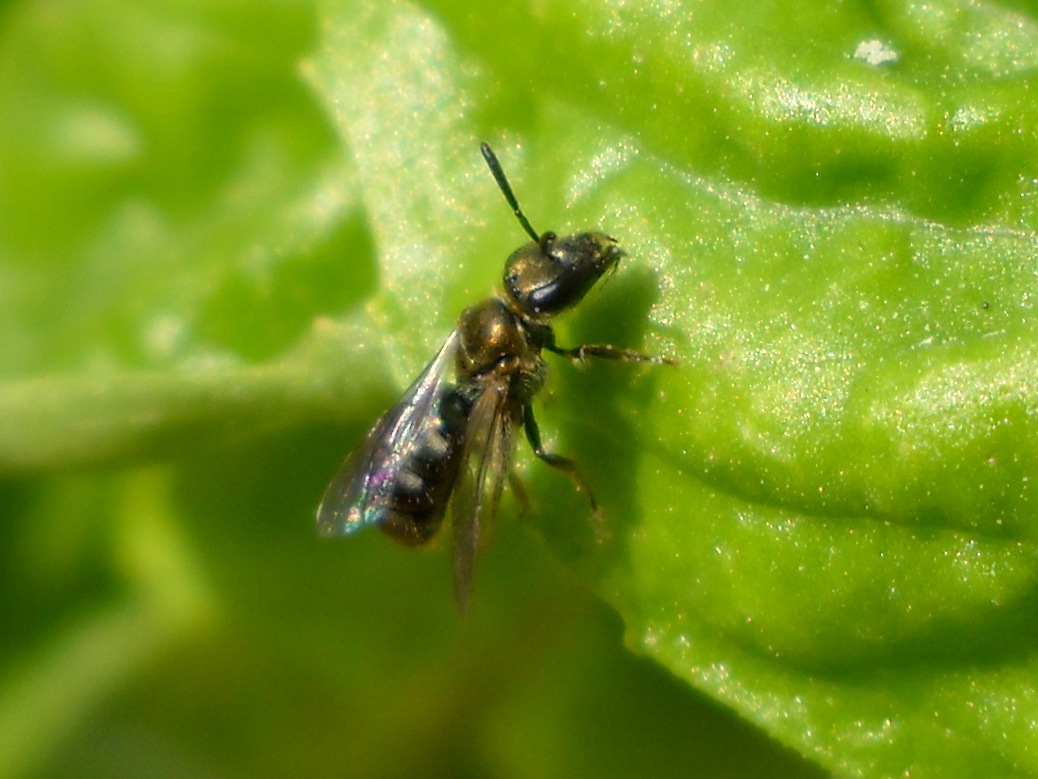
[502,231,623,320]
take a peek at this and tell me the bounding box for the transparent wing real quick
[316,330,460,539]
[450,379,515,614]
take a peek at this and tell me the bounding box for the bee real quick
[317,142,671,612]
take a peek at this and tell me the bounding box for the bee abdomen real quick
[376,390,470,545]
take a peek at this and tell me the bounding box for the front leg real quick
[547,342,676,365]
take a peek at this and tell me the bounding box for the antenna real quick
[480,142,540,243]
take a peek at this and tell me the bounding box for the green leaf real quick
[310,1,1038,776]
[3,0,1037,777]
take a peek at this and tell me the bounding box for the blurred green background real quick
[3,1,1038,777]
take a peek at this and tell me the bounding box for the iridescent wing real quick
[450,379,516,613]
[316,330,460,543]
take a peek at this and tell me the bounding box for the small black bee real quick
[317,143,670,612]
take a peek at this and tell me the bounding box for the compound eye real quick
[527,280,564,315]
[502,242,555,308]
